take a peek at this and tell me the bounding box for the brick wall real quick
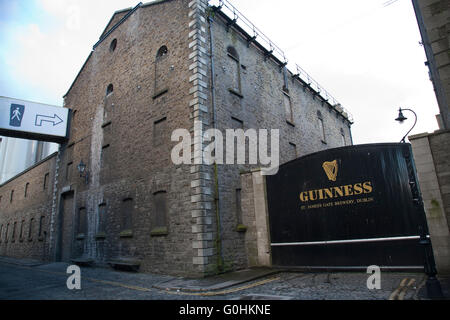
[54,0,197,276]
[0,153,57,261]
[208,9,353,271]
[0,0,354,277]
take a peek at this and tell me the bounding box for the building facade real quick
[412,0,450,129]
[0,0,353,277]
[409,0,450,274]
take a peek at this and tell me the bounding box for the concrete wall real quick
[410,130,450,274]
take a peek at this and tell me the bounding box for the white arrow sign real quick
[35,114,64,127]
[0,96,69,142]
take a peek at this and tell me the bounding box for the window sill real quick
[286,120,295,127]
[38,236,44,242]
[150,227,168,237]
[153,88,169,100]
[228,88,243,99]
[236,224,248,233]
[120,230,133,238]
[96,232,106,240]
[102,121,112,129]
[321,140,328,145]
[76,233,85,240]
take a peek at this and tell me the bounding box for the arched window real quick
[317,111,326,143]
[110,39,117,52]
[227,46,241,94]
[156,45,168,59]
[106,84,114,96]
[340,128,346,146]
[154,46,170,97]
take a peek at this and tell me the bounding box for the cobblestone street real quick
[1,259,446,301]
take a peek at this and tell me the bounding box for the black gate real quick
[266,143,428,268]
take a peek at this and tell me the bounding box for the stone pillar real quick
[410,130,450,274]
[188,0,216,274]
[240,169,271,267]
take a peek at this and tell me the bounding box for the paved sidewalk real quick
[1,256,449,300]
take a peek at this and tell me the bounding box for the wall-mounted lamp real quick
[77,160,89,185]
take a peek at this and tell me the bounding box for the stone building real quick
[0,0,353,277]
[409,0,450,274]
[412,0,450,129]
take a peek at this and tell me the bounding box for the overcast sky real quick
[0,0,440,145]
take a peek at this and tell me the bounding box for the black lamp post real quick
[77,160,89,185]
[396,108,444,299]
[395,108,418,143]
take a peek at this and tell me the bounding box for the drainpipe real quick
[208,13,224,272]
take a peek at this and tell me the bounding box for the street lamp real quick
[397,109,444,299]
[395,108,417,143]
[77,160,89,185]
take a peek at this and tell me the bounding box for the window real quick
[97,203,107,234]
[151,191,168,236]
[24,183,29,198]
[235,188,242,225]
[101,144,110,166]
[154,46,170,97]
[106,84,114,96]
[10,190,14,203]
[282,66,289,93]
[153,117,167,147]
[283,92,293,124]
[77,208,87,236]
[20,220,25,240]
[0,224,3,243]
[66,161,73,182]
[289,142,298,160]
[38,216,45,238]
[317,111,326,143]
[341,128,346,146]
[227,46,241,96]
[28,218,34,240]
[110,39,117,52]
[5,224,9,243]
[121,198,133,233]
[156,45,168,58]
[12,222,17,242]
[44,173,49,190]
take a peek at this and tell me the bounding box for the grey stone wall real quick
[207,10,353,271]
[410,130,450,274]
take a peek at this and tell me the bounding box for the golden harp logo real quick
[323,160,338,182]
